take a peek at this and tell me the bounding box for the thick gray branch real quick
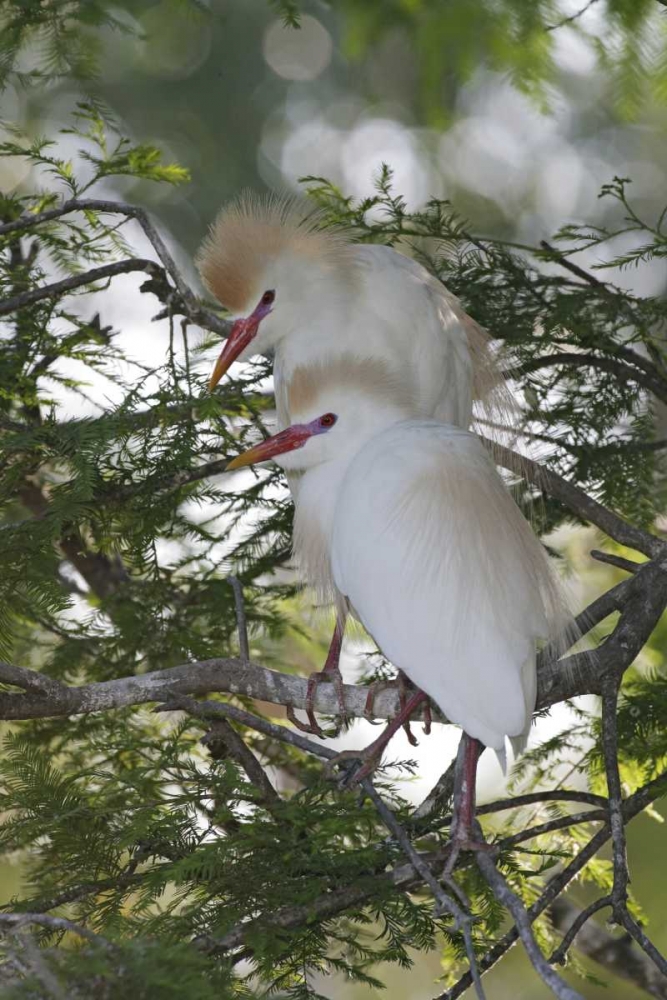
[1,551,666,722]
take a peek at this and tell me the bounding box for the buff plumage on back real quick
[195,192,352,312]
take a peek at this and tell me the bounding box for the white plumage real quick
[199,194,513,600]
[331,420,562,749]
[210,195,571,799]
[273,244,476,431]
[228,386,568,753]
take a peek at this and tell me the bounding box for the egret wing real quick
[332,421,561,749]
[353,245,474,426]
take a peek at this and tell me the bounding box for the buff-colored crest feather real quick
[196,191,353,312]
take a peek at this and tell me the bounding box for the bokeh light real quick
[263,15,332,82]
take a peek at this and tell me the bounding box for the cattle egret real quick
[198,194,517,733]
[226,388,568,844]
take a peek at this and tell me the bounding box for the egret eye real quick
[319,413,337,429]
[261,289,275,306]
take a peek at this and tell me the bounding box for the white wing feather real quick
[331,421,564,749]
[349,245,474,426]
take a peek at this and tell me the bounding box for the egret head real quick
[225,377,411,474]
[196,193,353,390]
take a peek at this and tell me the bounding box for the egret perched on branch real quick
[197,194,516,733]
[225,386,568,844]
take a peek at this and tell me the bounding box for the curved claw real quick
[326,687,430,788]
[422,701,432,736]
[363,678,397,724]
[286,703,329,739]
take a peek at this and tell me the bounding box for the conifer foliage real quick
[1,107,666,999]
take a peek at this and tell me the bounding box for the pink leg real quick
[326,689,429,784]
[287,612,347,738]
[451,733,483,843]
[444,733,493,874]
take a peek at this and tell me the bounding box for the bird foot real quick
[286,665,347,739]
[364,672,432,746]
[323,744,383,786]
[325,688,430,786]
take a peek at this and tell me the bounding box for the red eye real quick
[319,413,337,428]
[261,289,275,306]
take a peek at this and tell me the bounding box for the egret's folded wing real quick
[332,421,563,749]
[353,245,474,427]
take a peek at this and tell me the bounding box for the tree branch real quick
[202,720,279,807]
[474,846,584,1000]
[590,549,640,573]
[504,352,667,405]
[550,898,667,999]
[0,913,106,947]
[184,692,666,999]
[440,772,667,999]
[545,0,602,32]
[0,198,232,337]
[0,259,163,317]
[1,548,666,723]
[488,440,665,558]
[17,481,130,601]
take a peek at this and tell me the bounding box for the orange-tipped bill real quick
[225,413,338,471]
[209,290,275,391]
[209,317,258,391]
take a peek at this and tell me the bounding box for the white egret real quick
[225,387,567,843]
[197,195,516,733]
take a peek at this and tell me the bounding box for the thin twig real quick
[496,808,606,850]
[0,259,162,317]
[478,789,608,813]
[361,781,487,1000]
[413,760,456,820]
[0,912,107,946]
[590,549,641,573]
[159,695,341,760]
[600,675,667,976]
[550,896,611,965]
[0,198,231,336]
[545,0,601,32]
[600,677,629,916]
[550,897,667,998]
[618,913,667,978]
[539,241,606,286]
[202,720,279,806]
[504,351,667,406]
[227,576,250,663]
